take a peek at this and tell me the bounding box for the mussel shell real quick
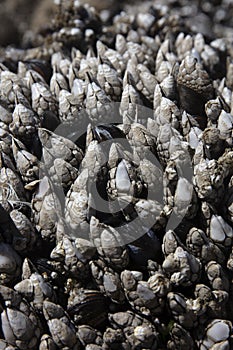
[178,84,209,129]
[67,290,108,327]
[41,111,61,132]
[93,124,126,142]
[23,60,52,84]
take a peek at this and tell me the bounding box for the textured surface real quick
[0,0,233,349]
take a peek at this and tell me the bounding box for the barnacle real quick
[0,0,233,349]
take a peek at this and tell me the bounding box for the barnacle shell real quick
[0,0,233,349]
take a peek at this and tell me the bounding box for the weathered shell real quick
[167,291,197,329]
[50,72,69,99]
[97,41,126,76]
[201,127,225,159]
[115,34,127,55]
[0,103,13,125]
[0,166,26,212]
[24,69,47,89]
[106,144,145,201]
[31,82,57,117]
[90,217,129,269]
[58,57,72,78]
[167,323,195,350]
[194,284,228,321]
[9,101,40,144]
[97,58,122,101]
[205,260,230,292]
[50,235,92,279]
[175,33,193,60]
[43,300,80,349]
[155,96,181,129]
[134,199,165,232]
[0,71,30,104]
[0,340,18,350]
[9,209,37,252]
[121,269,165,316]
[58,89,81,121]
[160,74,178,102]
[162,245,202,287]
[136,63,157,101]
[207,214,233,249]
[218,150,233,178]
[120,72,144,124]
[39,334,57,350]
[90,259,125,304]
[49,158,79,191]
[198,319,233,350]
[132,324,158,349]
[77,325,103,348]
[71,78,86,104]
[181,111,202,150]
[193,159,225,203]
[217,110,233,146]
[38,127,83,169]
[14,269,55,310]
[0,287,42,349]
[205,97,224,123]
[31,176,62,242]
[162,231,201,286]
[155,124,188,167]
[12,138,39,183]
[65,168,90,236]
[85,75,112,123]
[186,227,226,264]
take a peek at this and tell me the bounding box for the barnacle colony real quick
[0,0,233,349]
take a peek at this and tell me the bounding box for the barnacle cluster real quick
[0,0,233,349]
